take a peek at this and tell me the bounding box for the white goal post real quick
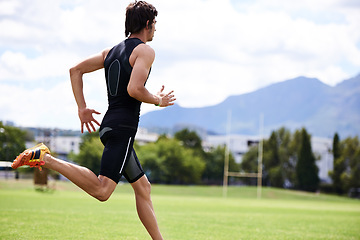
[223,113,264,199]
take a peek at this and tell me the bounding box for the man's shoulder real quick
[134,44,155,60]
[135,44,155,55]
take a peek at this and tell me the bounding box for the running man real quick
[11,1,175,239]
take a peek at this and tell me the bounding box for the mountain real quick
[139,74,360,138]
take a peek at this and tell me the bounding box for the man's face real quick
[148,19,156,42]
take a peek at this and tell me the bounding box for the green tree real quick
[202,145,238,184]
[295,128,319,192]
[71,131,103,175]
[338,136,360,195]
[329,133,345,194]
[0,122,27,161]
[135,141,167,183]
[333,133,341,159]
[280,128,297,188]
[239,145,258,185]
[174,128,239,184]
[137,137,205,184]
[243,127,296,188]
[174,129,204,157]
[263,131,283,187]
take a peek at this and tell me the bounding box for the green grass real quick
[1,180,359,240]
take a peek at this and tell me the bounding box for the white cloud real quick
[0,50,78,82]
[0,81,77,128]
[0,0,20,15]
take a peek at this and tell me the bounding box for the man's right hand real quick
[78,108,101,133]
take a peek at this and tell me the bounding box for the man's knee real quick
[94,177,116,202]
[93,188,112,202]
[96,192,111,202]
[133,177,152,199]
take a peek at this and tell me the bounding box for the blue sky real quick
[1,0,360,130]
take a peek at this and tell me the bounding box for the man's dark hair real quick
[125,1,158,37]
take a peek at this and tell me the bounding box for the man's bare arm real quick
[127,45,175,107]
[69,49,110,133]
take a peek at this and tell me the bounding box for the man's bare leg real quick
[43,154,116,201]
[131,175,163,240]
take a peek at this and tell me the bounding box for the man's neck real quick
[128,32,147,43]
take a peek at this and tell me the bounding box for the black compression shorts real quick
[99,126,144,183]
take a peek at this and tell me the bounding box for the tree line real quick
[70,127,359,195]
[1,121,359,196]
[241,127,320,191]
[241,127,359,195]
[329,133,360,196]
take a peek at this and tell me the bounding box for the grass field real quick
[0,180,359,240]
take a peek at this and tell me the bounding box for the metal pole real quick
[223,110,231,198]
[257,114,264,199]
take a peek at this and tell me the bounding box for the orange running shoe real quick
[11,143,50,171]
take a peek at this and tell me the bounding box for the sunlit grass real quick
[1,180,359,239]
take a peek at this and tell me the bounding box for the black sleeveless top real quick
[101,38,145,130]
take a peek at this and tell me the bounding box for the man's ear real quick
[146,20,150,29]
